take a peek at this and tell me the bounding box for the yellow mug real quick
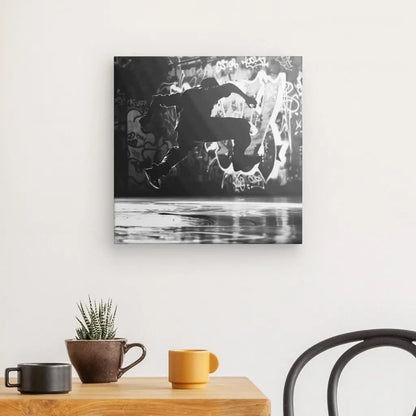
[169,349,219,389]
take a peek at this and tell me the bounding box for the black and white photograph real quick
[114,56,302,243]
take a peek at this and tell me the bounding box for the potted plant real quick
[65,297,146,383]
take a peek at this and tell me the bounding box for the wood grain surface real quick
[0,377,271,416]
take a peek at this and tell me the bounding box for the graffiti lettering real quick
[241,56,267,70]
[275,56,294,71]
[215,58,239,74]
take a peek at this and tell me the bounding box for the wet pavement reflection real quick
[114,198,302,244]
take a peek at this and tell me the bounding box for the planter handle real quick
[118,342,147,378]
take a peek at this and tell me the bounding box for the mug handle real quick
[209,353,219,373]
[118,343,147,378]
[5,368,21,388]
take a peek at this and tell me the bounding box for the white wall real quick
[1,0,415,414]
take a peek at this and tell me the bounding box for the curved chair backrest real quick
[283,329,416,416]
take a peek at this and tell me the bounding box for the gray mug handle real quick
[5,368,21,388]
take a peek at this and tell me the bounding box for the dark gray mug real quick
[5,363,72,394]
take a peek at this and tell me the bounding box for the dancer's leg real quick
[207,118,260,171]
[144,125,194,189]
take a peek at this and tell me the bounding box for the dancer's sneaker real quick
[144,164,163,189]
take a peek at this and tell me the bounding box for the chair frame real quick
[283,329,416,416]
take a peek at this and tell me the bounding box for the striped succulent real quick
[75,297,117,340]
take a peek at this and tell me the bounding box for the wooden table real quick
[0,377,270,416]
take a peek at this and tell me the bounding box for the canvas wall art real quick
[114,56,302,243]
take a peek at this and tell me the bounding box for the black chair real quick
[283,329,416,416]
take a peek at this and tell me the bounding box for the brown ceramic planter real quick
[65,338,146,383]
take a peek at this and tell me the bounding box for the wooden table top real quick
[0,377,270,416]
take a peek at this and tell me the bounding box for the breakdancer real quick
[140,78,260,189]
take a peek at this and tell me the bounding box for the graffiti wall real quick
[114,56,302,197]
